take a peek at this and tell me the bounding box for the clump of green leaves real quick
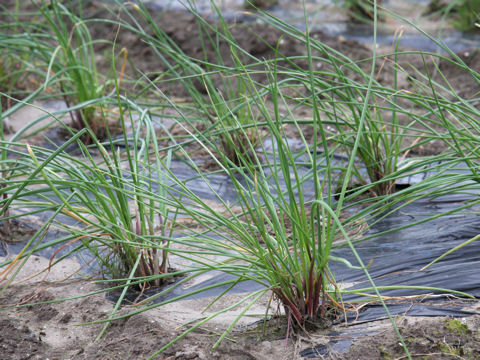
[37,0,110,143]
[122,1,264,167]
[343,0,383,23]
[425,0,480,31]
[0,1,122,143]
[24,101,175,289]
[0,55,28,113]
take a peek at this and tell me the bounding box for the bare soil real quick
[2,261,480,359]
[0,257,295,360]
[340,315,480,360]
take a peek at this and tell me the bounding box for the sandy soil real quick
[2,255,480,359]
[0,255,295,359]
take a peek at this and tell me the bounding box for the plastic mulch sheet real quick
[3,148,480,358]
[121,190,480,323]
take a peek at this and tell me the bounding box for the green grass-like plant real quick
[0,1,121,143]
[25,102,175,288]
[3,2,480,360]
[342,0,384,23]
[425,0,480,32]
[122,1,266,167]
[37,0,109,143]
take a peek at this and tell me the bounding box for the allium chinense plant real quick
[258,8,431,197]
[145,68,370,340]
[343,0,383,22]
[125,1,263,166]
[27,103,174,289]
[36,0,120,144]
[240,66,369,328]
[425,0,480,32]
